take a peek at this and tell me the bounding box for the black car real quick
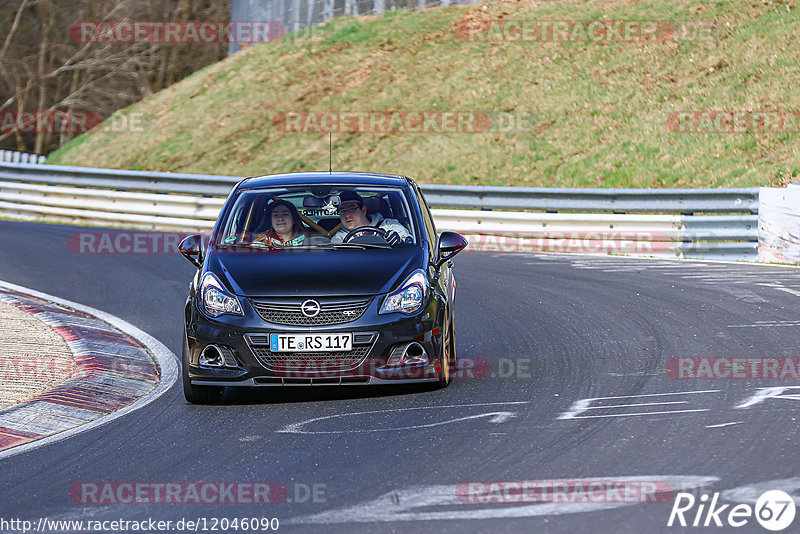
[178,172,468,403]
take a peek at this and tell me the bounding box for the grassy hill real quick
[48,0,800,188]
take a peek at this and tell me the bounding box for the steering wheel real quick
[343,226,387,243]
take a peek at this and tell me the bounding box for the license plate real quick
[269,333,352,352]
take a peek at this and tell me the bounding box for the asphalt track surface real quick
[1,219,800,533]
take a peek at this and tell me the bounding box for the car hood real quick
[207,247,426,297]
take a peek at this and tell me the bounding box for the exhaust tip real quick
[387,342,428,367]
[200,345,224,367]
[403,342,428,365]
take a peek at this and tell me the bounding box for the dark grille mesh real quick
[250,298,369,326]
[251,345,371,371]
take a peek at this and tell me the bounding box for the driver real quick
[330,191,411,245]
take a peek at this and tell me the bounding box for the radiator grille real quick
[250,297,370,326]
[245,332,377,373]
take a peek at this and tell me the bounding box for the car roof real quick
[239,172,410,189]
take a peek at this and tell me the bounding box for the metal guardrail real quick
[421,185,760,214]
[0,163,761,213]
[0,181,221,230]
[0,162,238,197]
[0,162,760,261]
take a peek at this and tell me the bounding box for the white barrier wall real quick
[758,187,800,264]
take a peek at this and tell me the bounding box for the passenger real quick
[330,191,411,245]
[253,199,307,247]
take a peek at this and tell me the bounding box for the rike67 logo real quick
[668,490,796,531]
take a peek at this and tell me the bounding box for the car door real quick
[412,182,455,309]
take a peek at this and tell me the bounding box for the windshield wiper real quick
[329,243,391,249]
[214,242,279,250]
[214,242,391,250]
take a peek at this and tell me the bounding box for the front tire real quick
[182,333,224,404]
[438,316,454,388]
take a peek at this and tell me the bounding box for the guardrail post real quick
[0,150,44,164]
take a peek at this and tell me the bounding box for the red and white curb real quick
[0,280,178,460]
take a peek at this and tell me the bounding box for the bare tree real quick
[0,0,231,153]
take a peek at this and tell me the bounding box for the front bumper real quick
[191,376,438,386]
[185,295,444,386]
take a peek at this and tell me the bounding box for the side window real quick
[416,185,437,246]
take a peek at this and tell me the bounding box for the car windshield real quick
[212,185,419,250]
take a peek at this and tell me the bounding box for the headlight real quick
[200,273,243,317]
[380,270,428,315]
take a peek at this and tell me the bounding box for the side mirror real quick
[435,231,468,269]
[179,235,204,268]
